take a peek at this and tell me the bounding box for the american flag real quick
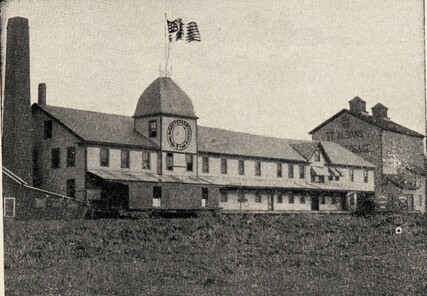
[167,19,201,43]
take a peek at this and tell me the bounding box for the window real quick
[51,148,60,169]
[335,175,340,181]
[328,175,334,181]
[238,159,245,175]
[186,154,193,171]
[142,152,151,169]
[238,190,246,202]
[221,158,227,174]
[153,186,162,198]
[277,163,282,177]
[314,150,321,162]
[121,149,130,168]
[100,148,109,167]
[321,196,326,204]
[255,161,261,176]
[202,157,209,173]
[299,165,305,179]
[44,120,52,139]
[288,192,294,204]
[149,120,157,138]
[66,147,76,167]
[166,153,174,171]
[153,186,162,207]
[220,191,228,202]
[363,170,369,183]
[332,196,337,204]
[349,169,354,182]
[202,188,208,200]
[277,193,283,203]
[350,195,355,206]
[300,196,305,204]
[255,192,262,203]
[288,164,294,178]
[4,198,15,217]
[66,179,76,198]
[318,176,325,183]
[419,195,423,206]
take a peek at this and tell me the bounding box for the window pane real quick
[121,150,130,168]
[299,165,305,179]
[100,148,109,167]
[202,157,209,173]
[4,198,15,217]
[44,120,52,139]
[51,148,60,168]
[166,153,173,171]
[255,161,261,176]
[67,147,76,167]
[149,120,157,138]
[238,160,245,175]
[67,179,76,198]
[142,152,151,169]
[220,191,228,202]
[186,154,193,171]
[288,164,294,178]
[202,188,208,199]
[221,158,227,174]
[277,163,282,177]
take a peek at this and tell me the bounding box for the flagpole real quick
[164,13,169,77]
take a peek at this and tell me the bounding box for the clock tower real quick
[133,77,198,176]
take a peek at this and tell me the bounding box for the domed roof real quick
[133,77,197,118]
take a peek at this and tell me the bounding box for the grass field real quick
[4,213,427,295]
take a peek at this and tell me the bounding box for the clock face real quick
[167,120,192,150]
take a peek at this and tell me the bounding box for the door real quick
[341,194,348,211]
[311,195,319,211]
[407,194,414,212]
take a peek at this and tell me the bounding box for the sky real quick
[1,0,426,141]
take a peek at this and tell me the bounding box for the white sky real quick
[1,0,426,140]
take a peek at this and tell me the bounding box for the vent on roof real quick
[372,103,389,121]
[349,96,368,115]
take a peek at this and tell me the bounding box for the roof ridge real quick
[37,103,131,118]
[199,125,312,143]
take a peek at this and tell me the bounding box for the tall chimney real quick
[348,96,367,114]
[2,17,33,184]
[38,83,46,105]
[372,103,389,120]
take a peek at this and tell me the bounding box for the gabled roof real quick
[320,141,375,168]
[198,126,375,168]
[33,104,158,149]
[197,126,307,162]
[290,142,320,160]
[309,109,424,138]
[133,77,197,119]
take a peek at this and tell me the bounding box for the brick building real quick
[310,97,425,213]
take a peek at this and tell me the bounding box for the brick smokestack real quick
[2,17,33,184]
[38,83,46,105]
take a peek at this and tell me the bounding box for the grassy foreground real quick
[4,214,427,295]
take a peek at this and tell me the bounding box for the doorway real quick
[311,195,319,211]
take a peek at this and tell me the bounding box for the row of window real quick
[201,157,306,178]
[99,148,151,169]
[51,147,76,168]
[152,187,208,200]
[220,192,342,204]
